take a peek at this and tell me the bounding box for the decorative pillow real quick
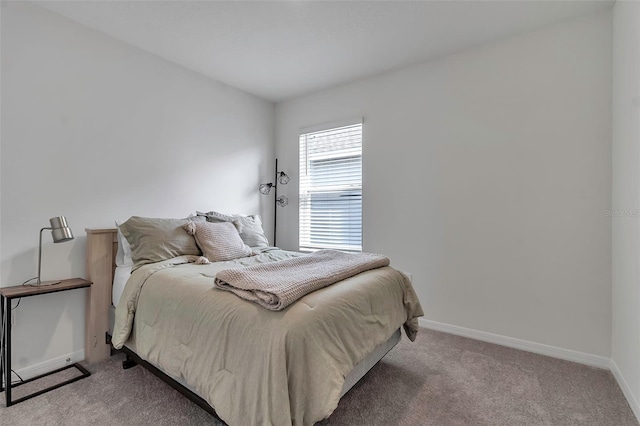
[184,220,253,262]
[115,221,134,267]
[197,211,269,247]
[119,216,201,270]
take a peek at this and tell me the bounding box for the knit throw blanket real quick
[214,250,390,311]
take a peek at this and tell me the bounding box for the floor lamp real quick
[259,158,289,247]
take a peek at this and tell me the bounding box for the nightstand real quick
[0,278,92,407]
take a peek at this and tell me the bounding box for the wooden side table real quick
[0,278,92,406]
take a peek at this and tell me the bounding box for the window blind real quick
[299,122,362,252]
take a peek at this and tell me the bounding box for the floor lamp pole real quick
[274,158,278,247]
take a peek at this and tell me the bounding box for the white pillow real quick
[115,221,133,267]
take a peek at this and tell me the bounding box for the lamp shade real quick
[49,216,74,242]
[277,171,290,185]
[259,183,273,195]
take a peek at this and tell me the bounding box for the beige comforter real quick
[112,249,424,426]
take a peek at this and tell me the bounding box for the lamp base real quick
[33,280,62,287]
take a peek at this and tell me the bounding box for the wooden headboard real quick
[85,228,118,364]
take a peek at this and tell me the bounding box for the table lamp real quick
[37,216,74,286]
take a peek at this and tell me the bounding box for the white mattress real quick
[112,265,132,307]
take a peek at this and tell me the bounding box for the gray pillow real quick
[197,210,236,223]
[197,211,269,247]
[119,216,201,270]
[184,220,252,262]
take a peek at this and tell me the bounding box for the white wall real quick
[611,0,640,417]
[276,11,612,356]
[1,2,274,371]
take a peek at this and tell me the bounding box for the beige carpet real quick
[1,328,637,425]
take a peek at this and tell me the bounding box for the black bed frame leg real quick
[122,355,137,370]
[106,333,118,356]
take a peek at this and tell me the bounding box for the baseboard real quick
[418,318,610,369]
[610,359,640,421]
[12,349,85,382]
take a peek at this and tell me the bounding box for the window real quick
[299,120,362,252]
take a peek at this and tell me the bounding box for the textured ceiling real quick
[34,0,613,102]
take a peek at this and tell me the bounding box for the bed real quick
[84,218,423,426]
